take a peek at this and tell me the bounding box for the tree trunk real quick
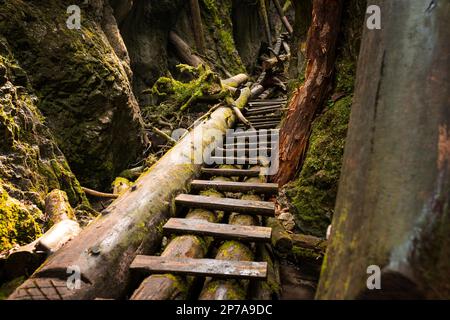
[288,0,313,79]
[8,106,237,300]
[189,0,206,54]
[316,1,450,300]
[272,0,343,186]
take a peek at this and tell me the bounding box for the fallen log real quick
[267,217,292,254]
[199,175,268,300]
[9,105,237,300]
[221,74,249,88]
[251,243,281,300]
[169,31,205,67]
[130,186,225,300]
[272,0,294,34]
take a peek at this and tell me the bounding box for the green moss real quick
[285,58,355,237]
[200,0,245,75]
[0,181,43,252]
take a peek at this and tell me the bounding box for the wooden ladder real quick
[130,98,285,298]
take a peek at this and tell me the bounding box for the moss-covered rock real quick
[173,0,246,77]
[0,42,86,252]
[0,0,145,189]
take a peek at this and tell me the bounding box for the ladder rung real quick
[163,218,272,242]
[175,194,275,216]
[201,168,261,177]
[191,180,278,194]
[131,256,268,280]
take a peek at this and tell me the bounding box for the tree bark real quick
[273,0,343,186]
[316,1,450,300]
[8,106,237,300]
[189,0,206,54]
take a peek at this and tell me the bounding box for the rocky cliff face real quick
[0,39,86,251]
[0,0,146,189]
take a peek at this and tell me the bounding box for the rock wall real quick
[0,40,86,252]
[0,0,146,189]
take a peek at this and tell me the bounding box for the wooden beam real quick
[216,147,273,155]
[163,218,272,242]
[175,194,275,216]
[209,156,261,165]
[131,256,268,280]
[201,167,261,178]
[191,180,278,194]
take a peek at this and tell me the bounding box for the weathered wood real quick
[35,220,81,254]
[317,0,450,300]
[251,243,281,300]
[248,100,286,106]
[216,147,273,156]
[245,108,283,116]
[262,54,290,71]
[191,180,278,194]
[250,123,280,130]
[210,156,261,165]
[81,186,118,199]
[229,129,279,137]
[163,218,272,242]
[44,189,76,225]
[189,0,206,54]
[199,174,268,300]
[9,106,236,300]
[221,74,249,88]
[272,0,294,34]
[201,168,261,178]
[131,256,267,280]
[224,142,277,149]
[273,0,343,185]
[175,194,275,216]
[169,31,205,67]
[267,217,292,253]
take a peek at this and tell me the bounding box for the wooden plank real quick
[228,129,279,137]
[210,156,261,165]
[201,167,260,177]
[247,117,282,123]
[248,100,286,106]
[175,194,275,216]
[131,256,268,280]
[224,142,277,148]
[191,179,278,194]
[215,147,273,155]
[246,105,284,112]
[245,109,285,116]
[163,218,272,242]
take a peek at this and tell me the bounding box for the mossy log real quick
[251,243,281,300]
[199,175,267,300]
[267,217,293,254]
[130,187,225,300]
[9,106,236,300]
[221,74,249,88]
